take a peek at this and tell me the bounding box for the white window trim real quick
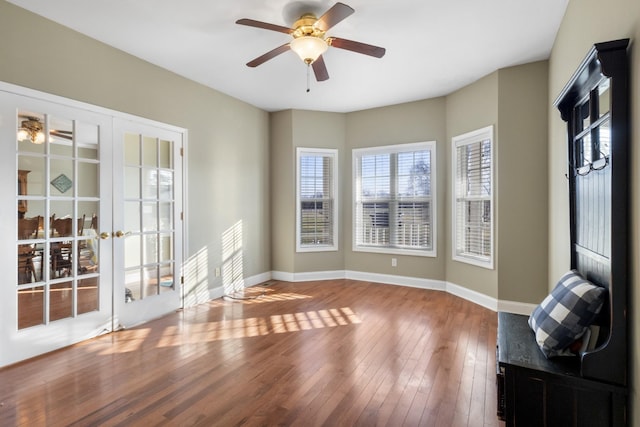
[451,125,494,269]
[296,147,339,252]
[352,141,437,257]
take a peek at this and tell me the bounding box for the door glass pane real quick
[125,269,141,301]
[159,139,173,168]
[18,286,44,329]
[77,162,99,197]
[142,169,158,199]
[18,243,39,284]
[159,203,173,231]
[18,157,46,197]
[142,202,158,231]
[50,241,73,279]
[144,234,158,264]
[49,140,73,157]
[18,216,40,240]
[124,235,141,268]
[24,203,45,233]
[159,263,174,292]
[159,170,173,200]
[50,158,74,197]
[124,133,140,164]
[50,200,74,232]
[76,121,99,161]
[125,167,140,199]
[142,136,157,167]
[77,239,98,275]
[49,115,73,157]
[143,266,159,298]
[17,112,46,153]
[125,202,140,233]
[78,201,99,232]
[49,281,73,322]
[159,234,173,262]
[78,277,99,314]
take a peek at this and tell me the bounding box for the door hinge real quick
[181,276,184,284]
[180,211,183,221]
[180,147,183,156]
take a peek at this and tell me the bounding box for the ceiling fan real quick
[236,2,385,83]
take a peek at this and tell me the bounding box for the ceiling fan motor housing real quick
[292,14,326,39]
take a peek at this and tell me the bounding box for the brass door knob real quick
[99,232,110,240]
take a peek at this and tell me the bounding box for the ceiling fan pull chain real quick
[306,63,311,93]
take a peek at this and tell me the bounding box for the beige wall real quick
[270,111,295,273]
[496,62,549,303]
[345,99,447,279]
[0,1,271,301]
[548,0,640,422]
[271,67,549,303]
[270,110,346,274]
[445,72,499,297]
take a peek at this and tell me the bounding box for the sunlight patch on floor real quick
[98,328,152,354]
[154,307,362,347]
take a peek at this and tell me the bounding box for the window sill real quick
[452,254,494,269]
[353,245,436,258]
[296,245,338,253]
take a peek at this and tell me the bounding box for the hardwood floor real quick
[0,279,502,426]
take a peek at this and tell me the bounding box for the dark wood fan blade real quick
[328,37,386,58]
[49,130,73,140]
[236,18,292,35]
[312,55,329,81]
[246,44,291,67]
[315,2,354,32]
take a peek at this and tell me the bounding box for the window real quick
[353,141,436,256]
[452,126,494,268]
[296,148,338,252]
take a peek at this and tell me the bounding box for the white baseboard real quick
[446,281,498,311]
[245,271,273,287]
[497,300,537,316]
[207,271,273,300]
[211,269,535,314]
[272,270,346,282]
[271,271,294,282]
[208,286,225,300]
[345,270,446,291]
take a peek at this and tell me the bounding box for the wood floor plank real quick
[0,279,503,427]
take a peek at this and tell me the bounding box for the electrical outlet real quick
[215,267,221,277]
[391,258,397,267]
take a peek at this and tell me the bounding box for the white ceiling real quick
[7,0,568,113]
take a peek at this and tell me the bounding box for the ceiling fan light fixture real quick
[290,36,328,64]
[17,117,45,144]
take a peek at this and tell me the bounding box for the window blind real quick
[297,148,337,251]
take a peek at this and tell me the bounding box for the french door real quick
[112,119,183,328]
[0,85,184,367]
